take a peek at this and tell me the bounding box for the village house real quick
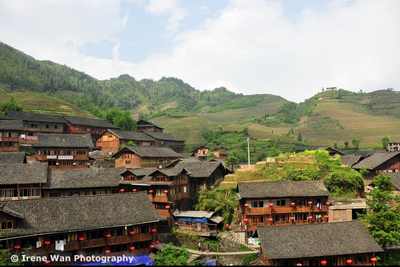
[140,131,185,153]
[328,198,367,222]
[33,133,93,169]
[42,167,125,198]
[0,192,164,263]
[172,210,224,233]
[0,162,47,201]
[112,146,182,168]
[0,120,22,152]
[352,151,400,184]
[387,141,400,152]
[192,145,209,159]
[165,159,229,196]
[136,119,164,132]
[191,145,228,161]
[62,115,119,140]
[0,111,66,144]
[119,166,191,227]
[237,180,330,240]
[95,129,156,155]
[257,220,383,266]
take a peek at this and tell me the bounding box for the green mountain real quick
[1,42,400,162]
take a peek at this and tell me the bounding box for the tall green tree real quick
[352,139,360,150]
[227,155,239,172]
[105,108,136,131]
[382,136,390,150]
[0,96,22,114]
[360,174,400,265]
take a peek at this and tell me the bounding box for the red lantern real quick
[105,249,111,254]
[243,218,248,223]
[45,260,51,265]
[308,215,313,221]
[155,240,159,244]
[149,190,154,194]
[106,234,111,238]
[321,260,327,266]
[120,189,125,193]
[129,231,135,235]
[56,162,59,166]
[324,215,329,219]
[346,259,353,264]
[325,201,331,206]
[244,203,249,207]
[371,257,377,263]
[150,245,155,249]
[269,203,274,207]
[45,241,51,245]
[130,246,135,251]
[308,201,313,206]
[268,218,273,223]
[190,224,193,227]
[290,202,295,207]
[289,217,294,221]
[166,206,170,209]
[296,264,302,267]
[133,189,137,192]
[164,190,168,194]
[13,245,21,249]
[79,237,85,241]
[151,229,157,233]
[87,162,90,166]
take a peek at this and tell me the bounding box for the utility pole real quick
[247,137,250,168]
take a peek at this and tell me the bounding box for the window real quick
[184,186,187,193]
[19,188,40,198]
[0,189,18,198]
[1,221,13,230]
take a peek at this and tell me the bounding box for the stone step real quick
[225,234,258,251]
[187,254,200,264]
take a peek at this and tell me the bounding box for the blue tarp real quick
[205,259,217,266]
[67,253,152,266]
[177,217,207,224]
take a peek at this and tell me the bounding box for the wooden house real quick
[33,133,93,169]
[0,120,22,152]
[257,220,383,266]
[42,167,125,198]
[119,166,191,226]
[191,146,228,161]
[141,131,185,153]
[136,119,164,132]
[62,115,119,140]
[352,151,400,185]
[173,210,224,233]
[213,146,228,161]
[112,146,181,168]
[0,111,66,144]
[0,162,47,201]
[192,145,209,158]
[0,192,164,261]
[96,129,156,155]
[166,159,229,196]
[237,181,330,238]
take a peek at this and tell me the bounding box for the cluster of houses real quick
[1,110,398,265]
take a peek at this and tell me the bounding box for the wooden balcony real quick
[157,209,171,218]
[0,147,19,152]
[1,137,19,142]
[148,195,169,203]
[245,206,327,215]
[108,235,131,245]
[169,192,190,201]
[81,238,106,248]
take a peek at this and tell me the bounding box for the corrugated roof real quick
[0,119,23,130]
[33,133,94,148]
[0,162,48,185]
[0,192,164,239]
[63,115,119,129]
[237,180,330,199]
[352,152,400,170]
[258,220,383,260]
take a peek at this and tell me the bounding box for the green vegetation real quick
[243,253,259,266]
[104,108,136,131]
[0,95,22,114]
[154,243,200,266]
[360,174,400,265]
[382,136,390,149]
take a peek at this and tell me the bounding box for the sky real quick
[0,0,399,103]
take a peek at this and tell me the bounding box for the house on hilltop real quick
[136,119,164,132]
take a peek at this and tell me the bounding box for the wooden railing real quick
[245,206,327,215]
[148,195,169,202]
[157,209,170,218]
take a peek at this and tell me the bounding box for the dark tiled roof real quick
[344,150,384,157]
[141,131,184,142]
[382,173,400,190]
[0,192,164,239]
[113,146,182,158]
[352,152,400,170]
[0,205,24,219]
[107,129,156,142]
[340,155,363,167]
[0,119,23,130]
[63,115,119,129]
[191,145,209,153]
[33,133,94,148]
[43,167,125,189]
[0,162,48,185]
[172,161,227,178]
[0,152,27,164]
[258,220,383,260]
[136,119,164,129]
[238,180,330,199]
[179,153,195,159]
[0,111,66,123]
[121,166,188,186]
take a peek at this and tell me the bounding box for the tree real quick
[105,108,136,131]
[352,139,360,150]
[0,96,22,114]
[382,136,390,150]
[344,141,349,149]
[227,155,239,172]
[360,174,400,265]
[154,243,196,266]
[297,133,302,142]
